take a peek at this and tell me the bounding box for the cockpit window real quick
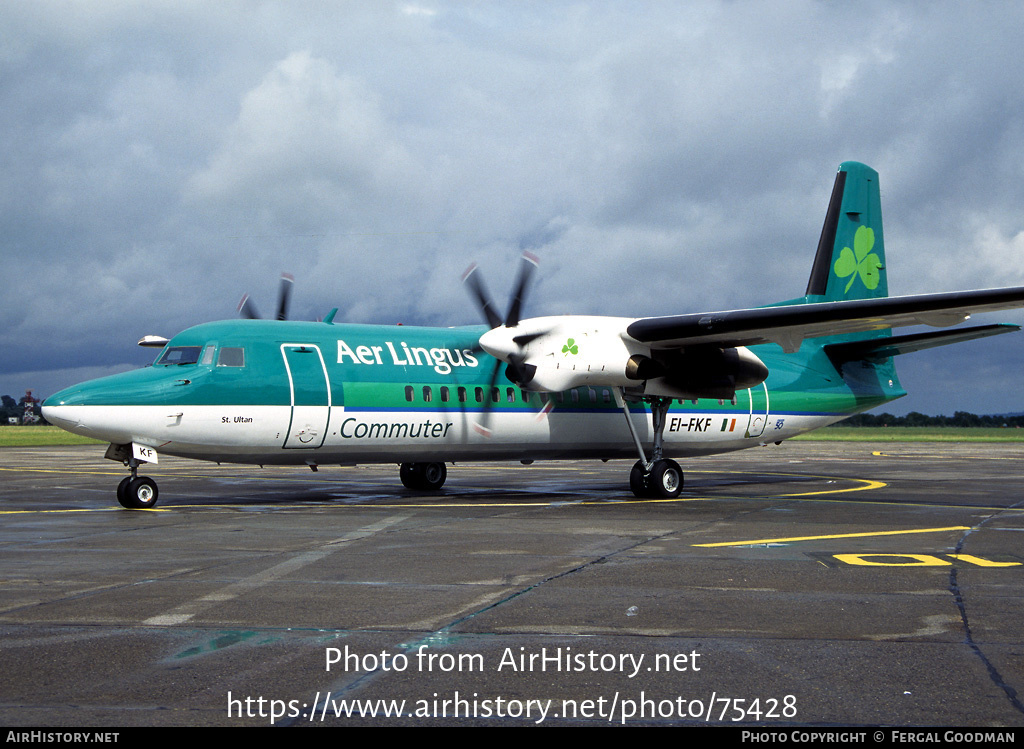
[217,347,245,367]
[156,346,202,366]
[200,345,216,365]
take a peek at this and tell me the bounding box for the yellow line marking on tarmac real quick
[14,463,1016,514]
[2,463,887,513]
[0,466,122,476]
[777,478,887,496]
[872,450,1024,460]
[0,507,168,515]
[693,526,971,548]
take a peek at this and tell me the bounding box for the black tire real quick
[400,462,447,491]
[629,460,650,498]
[123,476,159,509]
[648,459,683,499]
[399,462,422,489]
[419,462,447,490]
[116,477,133,508]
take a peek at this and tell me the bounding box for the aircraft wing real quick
[625,286,1024,353]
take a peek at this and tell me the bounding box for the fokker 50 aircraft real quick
[43,162,1024,509]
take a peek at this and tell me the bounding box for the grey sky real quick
[3,2,1024,415]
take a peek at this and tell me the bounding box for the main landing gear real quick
[399,462,448,491]
[116,459,159,509]
[619,392,684,499]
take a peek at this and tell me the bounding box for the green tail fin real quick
[804,162,899,399]
[805,161,888,303]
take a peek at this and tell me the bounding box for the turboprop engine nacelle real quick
[478,316,768,396]
[478,316,649,392]
[640,345,769,400]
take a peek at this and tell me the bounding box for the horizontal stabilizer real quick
[824,323,1020,363]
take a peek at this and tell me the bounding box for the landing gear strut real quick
[116,457,159,509]
[619,392,684,499]
[399,462,447,491]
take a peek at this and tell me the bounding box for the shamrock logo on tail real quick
[833,225,882,294]
[561,338,579,356]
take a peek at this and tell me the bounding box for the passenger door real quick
[281,344,331,449]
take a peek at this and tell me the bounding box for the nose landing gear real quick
[115,457,160,509]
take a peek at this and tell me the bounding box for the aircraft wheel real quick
[629,460,651,498]
[649,459,683,499]
[123,476,159,509]
[116,477,133,508]
[419,462,447,490]
[399,462,421,489]
[400,462,447,491]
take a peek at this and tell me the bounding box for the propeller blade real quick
[463,253,543,412]
[237,294,260,320]
[276,273,294,321]
[462,263,503,329]
[238,273,296,320]
[505,251,538,328]
[512,330,549,347]
[472,359,504,438]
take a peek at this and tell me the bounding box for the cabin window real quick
[422,386,433,402]
[475,387,484,403]
[217,347,245,367]
[506,387,516,403]
[156,346,202,366]
[521,390,530,402]
[602,389,611,404]
[441,386,450,402]
[490,387,500,403]
[405,386,414,402]
[555,392,564,403]
[571,389,579,404]
[458,387,467,403]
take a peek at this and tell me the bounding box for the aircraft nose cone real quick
[43,386,79,408]
[42,387,85,430]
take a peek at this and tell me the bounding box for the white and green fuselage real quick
[42,316,903,466]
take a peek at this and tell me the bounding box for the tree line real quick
[837,411,1024,428]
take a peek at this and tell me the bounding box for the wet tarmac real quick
[1,442,1022,726]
